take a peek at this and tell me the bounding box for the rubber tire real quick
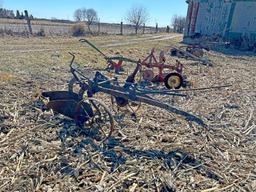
[164,73,183,89]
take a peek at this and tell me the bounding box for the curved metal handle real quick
[68,52,76,69]
[79,39,107,57]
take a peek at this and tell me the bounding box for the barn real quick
[184,0,256,44]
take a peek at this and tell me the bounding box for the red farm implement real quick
[79,39,189,89]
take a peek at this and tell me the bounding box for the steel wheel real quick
[164,73,183,89]
[75,98,114,144]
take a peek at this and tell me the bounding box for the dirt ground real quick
[0,34,255,192]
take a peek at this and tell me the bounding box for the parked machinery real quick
[140,48,188,89]
[40,53,205,143]
[80,39,189,89]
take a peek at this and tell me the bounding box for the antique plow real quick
[140,48,188,89]
[80,39,189,89]
[79,39,138,73]
[41,53,206,144]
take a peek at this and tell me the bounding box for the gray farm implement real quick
[40,52,207,144]
[39,40,231,144]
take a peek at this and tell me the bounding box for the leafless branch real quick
[126,5,149,34]
[171,15,186,33]
[74,8,98,34]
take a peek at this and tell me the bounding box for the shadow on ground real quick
[209,45,256,57]
[56,119,223,186]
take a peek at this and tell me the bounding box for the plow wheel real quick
[142,70,154,81]
[75,98,114,144]
[110,96,141,114]
[164,72,183,89]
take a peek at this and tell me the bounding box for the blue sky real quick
[1,0,187,27]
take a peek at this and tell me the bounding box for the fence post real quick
[24,10,33,35]
[166,25,170,33]
[120,22,123,35]
[98,19,100,35]
[155,23,158,33]
[143,23,145,34]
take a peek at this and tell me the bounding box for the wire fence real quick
[0,19,170,36]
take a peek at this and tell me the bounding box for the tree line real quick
[0,8,33,19]
[73,5,186,35]
[0,5,186,35]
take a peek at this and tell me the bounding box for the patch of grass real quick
[0,72,15,82]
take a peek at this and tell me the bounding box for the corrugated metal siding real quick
[231,2,256,33]
[185,0,256,43]
[195,0,231,36]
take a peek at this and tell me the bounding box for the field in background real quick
[0,34,255,191]
[0,18,166,36]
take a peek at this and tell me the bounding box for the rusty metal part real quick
[42,91,93,122]
[40,53,207,146]
[67,53,206,127]
[42,91,80,101]
[187,47,204,57]
[110,95,141,115]
[75,98,114,144]
[42,92,113,143]
[170,47,213,66]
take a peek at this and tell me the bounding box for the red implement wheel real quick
[142,70,154,81]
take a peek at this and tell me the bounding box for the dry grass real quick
[0,72,15,82]
[0,34,255,191]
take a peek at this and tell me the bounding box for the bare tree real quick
[171,15,186,33]
[74,9,83,21]
[84,8,98,33]
[74,8,98,33]
[126,5,149,35]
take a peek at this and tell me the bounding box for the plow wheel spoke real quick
[128,101,141,114]
[110,95,127,113]
[110,96,141,114]
[88,98,114,144]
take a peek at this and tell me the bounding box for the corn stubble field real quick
[0,34,255,191]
